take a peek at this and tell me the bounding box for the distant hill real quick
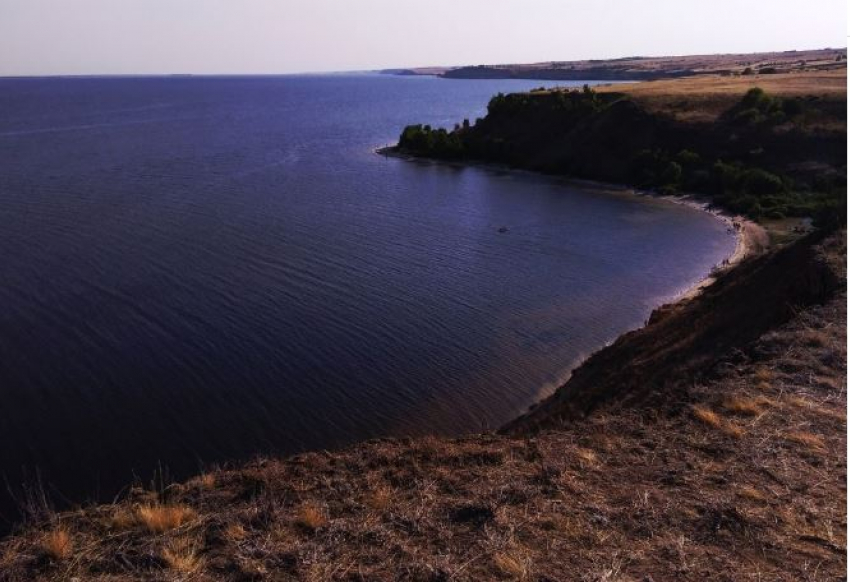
[382,48,847,80]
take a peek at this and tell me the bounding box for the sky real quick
[0,0,847,76]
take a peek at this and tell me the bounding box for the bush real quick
[728,88,800,126]
[675,149,701,167]
[660,161,683,187]
[741,168,785,196]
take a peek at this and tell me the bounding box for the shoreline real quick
[376,145,769,304]
[377,144,770,422]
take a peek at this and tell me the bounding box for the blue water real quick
[0,74,735,518]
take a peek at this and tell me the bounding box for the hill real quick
[385,48,847,81]
[390,71,846,225]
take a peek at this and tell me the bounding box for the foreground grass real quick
[0,235,845,581]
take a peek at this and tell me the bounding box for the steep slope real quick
[505,230,841,433]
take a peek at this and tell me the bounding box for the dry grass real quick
[136,503,196,533]
[107,507,137,530]
[737,485,768,502]
[493,550,531,581]
[785,431,826,452]
[162,537,203,573]
[799,328,831,348]
[194,473,216,489]
[39,528,72,561]
[784,395,812,409]
[723,396,773,416]
[294,502,327,533]
[596,70,847,123]
[692,405,722,428]
[753,367,775,383]
[574,447,598,467]
[365,484,393,512]
[599,70,846,98]
[720,422,746,438]
[224,523,247,542]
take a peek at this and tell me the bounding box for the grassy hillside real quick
[392,72,846,225]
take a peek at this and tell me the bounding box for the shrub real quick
[675,149,700,167]
[660,161,683,187]
[728,88,798,126]
[741,168,785,196]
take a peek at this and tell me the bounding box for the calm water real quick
[0,75,734,519]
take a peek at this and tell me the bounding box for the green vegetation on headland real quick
[395,83,846,227]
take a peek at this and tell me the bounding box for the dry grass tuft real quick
[785,431,826,451]
[136,504,196,533]
[720,422,746,438]
[692,405,722,428]
[753,366,776,390]
[40,528,72,561]
[196,473,216,489]
[574,447,598,467]
[162,537,203,573]
[294,502,327,533]
[224,523,247,542]
[723,396,773,416]
[107,507,137,530]
[493,551,531,581]
[799,328,831,348]
[784,395,812,409]
[365,484,393,512]
[737,485,768,502]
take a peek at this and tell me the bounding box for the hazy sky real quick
[1,0,846,76]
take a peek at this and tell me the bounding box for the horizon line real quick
[1,45,845,80]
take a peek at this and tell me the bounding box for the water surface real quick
[0,75,735,518]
